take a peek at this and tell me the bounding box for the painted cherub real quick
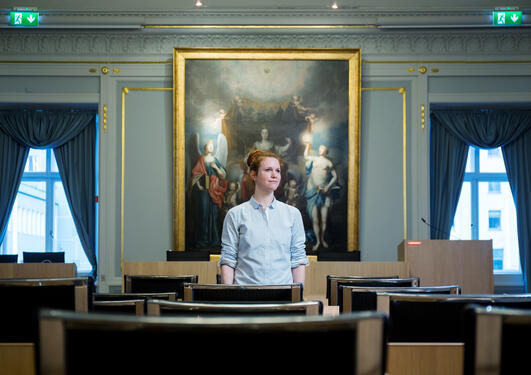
[221,180,240,224]
[223,181,240,210]
[284,178,300,208]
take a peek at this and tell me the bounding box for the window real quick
[451,146,520,273]
[488,181,501,194]
[0,148,92,273]
[488,210,501,230]
[493,248,504,271]
[487,148,500,158]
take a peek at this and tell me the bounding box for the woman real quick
[219,149,308,285]
[240,128,291,202]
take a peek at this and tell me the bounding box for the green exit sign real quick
[493,11,522,25]
[10,11,39,27]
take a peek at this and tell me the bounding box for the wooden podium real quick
[397,240,493,294]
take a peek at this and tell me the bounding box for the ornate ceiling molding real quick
[0,30,530,59]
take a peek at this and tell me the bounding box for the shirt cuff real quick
[291,256,309,268]
[219,256,237,269]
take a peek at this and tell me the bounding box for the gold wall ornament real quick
[421,104,425,132]
[418,66,427,74]
[103,105,108,133]
[431,68,439,73]
[399,88,407,239]
[407,68,416,73]
[89,68,97,73]
[101,66,110,75]
[113,68,121,73]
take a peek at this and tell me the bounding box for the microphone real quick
[420,217,460,240]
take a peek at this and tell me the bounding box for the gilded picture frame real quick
[173,48,361,253]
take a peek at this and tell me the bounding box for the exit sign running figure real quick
[10,11,39,27]
[493,11,522,26]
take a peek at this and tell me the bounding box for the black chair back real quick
[124,275,198,299]
[23,251,65,263]
[0,277,88,342]
[39,309,386,375]
[341,285,461,313]
[166,250,210,261]
[379,293,531,342]
[183,283,303,303]
[326,275,399,302]
[93,292,177,303]
[464,305,531,375]
[0,254,18,263]
[331,277,419,307]
[92,300,145,315]
[146,299,323,317]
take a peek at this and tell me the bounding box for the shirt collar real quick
[249,195,277,210]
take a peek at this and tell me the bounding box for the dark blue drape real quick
[0,129,29,243]
[429,116,469,239]
[430,109,531,290]
[0,110,97,272]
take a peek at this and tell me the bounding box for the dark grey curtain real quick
[0,110,97,272]
[502,127,531,291]
[430,109,531,290]
[0,129,29,243]
[429,117,469,239]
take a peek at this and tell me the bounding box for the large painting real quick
[173,48,361,254]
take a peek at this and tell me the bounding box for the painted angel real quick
[188,133,228,250]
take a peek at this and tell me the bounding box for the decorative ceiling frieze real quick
[0,30,530,59]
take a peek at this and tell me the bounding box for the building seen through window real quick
[488,181,501,194]
[488,210,502,230]
[451,146,520,272]
[0,148,92,273]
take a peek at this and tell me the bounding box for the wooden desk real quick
[0,343,35,375]
[387,342,464,375]
[123,261,408,297]
[0,263,76,279]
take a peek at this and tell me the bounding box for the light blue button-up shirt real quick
[219,196,309,285]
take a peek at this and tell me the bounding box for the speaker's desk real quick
[398,240,493,294]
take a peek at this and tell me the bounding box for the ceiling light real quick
[331,1,339,9]
[194,0,204,8]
